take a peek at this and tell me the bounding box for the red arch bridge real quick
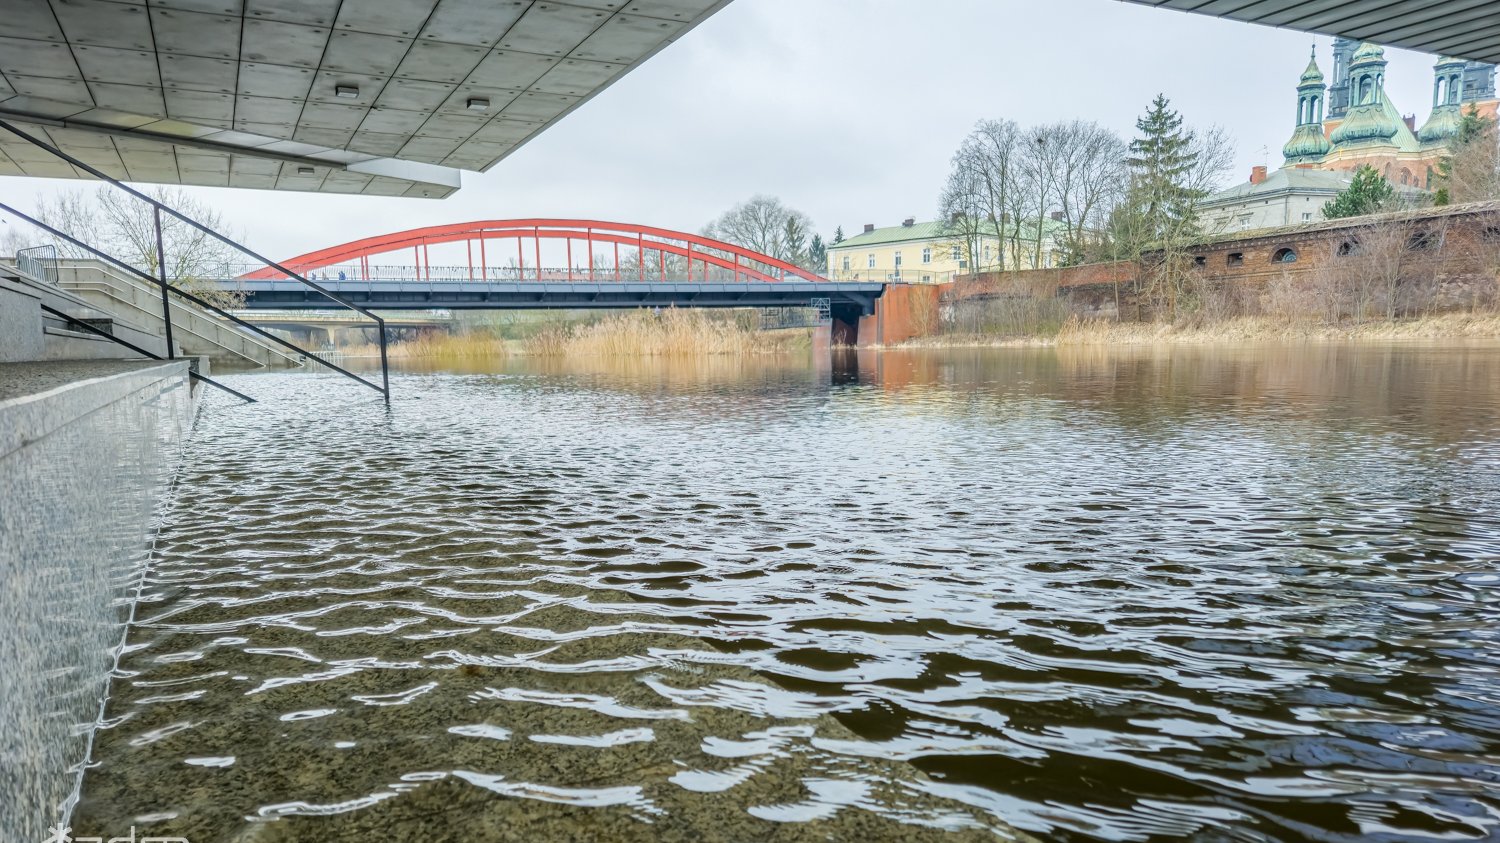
[226,220,887,333]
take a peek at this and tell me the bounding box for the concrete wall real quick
[0,284,45,362]
[0,361,195,842]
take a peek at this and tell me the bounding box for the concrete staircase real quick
[0,265,171,362]
[52,260,301,369]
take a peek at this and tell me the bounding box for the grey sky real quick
[2,0,1455,261]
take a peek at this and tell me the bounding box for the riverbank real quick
[897,312,1500,349]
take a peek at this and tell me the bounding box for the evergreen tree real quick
[1323,165,1396,219]
[832,226,845,245]
[808,234,827,272]
[1121,94,1206,249]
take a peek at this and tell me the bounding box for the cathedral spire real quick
[1330,43,1401,146]
[1284,45,1331,166]
[1419,56,1468,145]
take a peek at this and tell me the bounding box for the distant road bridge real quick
[223,220,887,341]
[233,310,456,347]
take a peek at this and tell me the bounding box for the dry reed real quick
[522,309,807,356]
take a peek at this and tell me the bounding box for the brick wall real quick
[935,201,1500,327]
[857,282,942,346]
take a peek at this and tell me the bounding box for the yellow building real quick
[826,218,1067,283]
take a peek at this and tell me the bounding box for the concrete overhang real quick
[0,0,732,197]
[1118,1,1500,64]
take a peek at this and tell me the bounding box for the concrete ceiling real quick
[0,0,730,197]
[1119,1,1500,65]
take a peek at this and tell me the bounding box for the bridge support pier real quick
[281,326,332,348]
[828,304,864,349]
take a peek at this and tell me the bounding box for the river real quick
[73,344,1500,842]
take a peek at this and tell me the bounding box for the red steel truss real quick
[241,219,828,284]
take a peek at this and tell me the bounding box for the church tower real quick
[1327,37,1359,119]
[1284,47,1331,166]
[1418,56,1469,145]
[1329,43,1402,147]
[1462,61,1497,103]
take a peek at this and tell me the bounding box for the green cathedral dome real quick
[1284,124,1332,163]
[1300,50,1324,84]
[1418,105,1464,143]
[1330,103,1401,145]
[1351,42,1385,64]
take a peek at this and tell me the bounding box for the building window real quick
[984,245,992,263]
[894,251,903,268]
[951,246,961,261]
[922,247,932,264]
[867,254,876,269]
[1338,238,1361,256]
[921,275,932,283]
[1193,256,1207,267]
[1302,213,1312,222]
[1227,252,1244,267]
[841,256,850,271]
[1272,247,1298,264]
[1237,214,1253,230]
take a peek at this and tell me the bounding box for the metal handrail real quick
[0,118,389,404]
[38,303,255,404]
[0,204,384,394]
[15,244,58,286]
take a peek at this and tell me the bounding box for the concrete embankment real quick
[0,360,196,842]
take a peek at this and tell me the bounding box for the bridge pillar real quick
[811,321,832,358]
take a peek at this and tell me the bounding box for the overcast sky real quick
[2,0,1455,260]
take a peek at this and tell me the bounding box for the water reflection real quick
[75,344,1500,842]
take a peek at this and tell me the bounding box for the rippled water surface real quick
[77,345,1500,842]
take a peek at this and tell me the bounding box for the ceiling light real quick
[466,97,490,111]
[335,85,359,99]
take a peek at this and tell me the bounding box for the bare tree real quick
[1032,120,1128,266]
[35,185,244,307]
[702,195,817,273]
[938,119,1022,272]
[1443,112,1500,203]
[940,119,1129,274]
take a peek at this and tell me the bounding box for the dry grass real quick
[338,331,510,360]
[1054,312,1500,345]
[522,309,808,356]
[898,312,1500,349]
[332,310,808,359]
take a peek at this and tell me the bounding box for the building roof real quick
[1202,168,1353,206]
[830,218,1066,250]
[0,0,729,197]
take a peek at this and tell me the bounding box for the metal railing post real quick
[153,206,175,359]
[378,320,390,406]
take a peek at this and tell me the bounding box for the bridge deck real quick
[232,280,886,314]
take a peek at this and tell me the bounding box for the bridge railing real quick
[229,264,834,285]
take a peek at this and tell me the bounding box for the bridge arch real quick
[243,219,828,285]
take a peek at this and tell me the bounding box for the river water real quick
[74,344,1500,842]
